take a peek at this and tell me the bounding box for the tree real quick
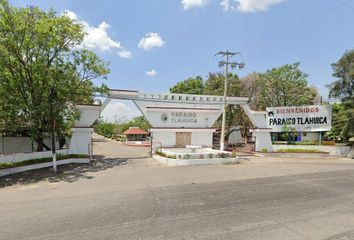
[328,49,354,142]
[0,1,109,151]
[325,103,348,142]
[119,116,151,134]
[204,72,241,96]
[341,100,354,141]
[328,49,354,100]
[94,121,116,138]
[170,76,204,94]
[203,73,251,135]
[239,72,261,110]
[94,116,150,139]
[169,73,251,138]
[257,63,317,108]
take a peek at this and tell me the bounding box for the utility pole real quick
[50,88,57,172]
[216,51,245,152]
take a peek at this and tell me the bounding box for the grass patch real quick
[276,149,327,153]
[155,150,177,159]
[0,154,89,170]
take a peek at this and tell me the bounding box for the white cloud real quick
[62,10,131,58]
[83,21,121,51]
[145,69,157,76]
[220,0,230,11]
[63,10,78,20]
[117,50,132,59]
[236,0,286,12]
[100,101,141,123]
[181,0,208,10]
[138,32,165,51]
[186,0,286,12]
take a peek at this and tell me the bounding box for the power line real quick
[241,0,353,50]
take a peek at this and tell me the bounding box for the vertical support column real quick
[69,128,94,154]
[68,103,108,155]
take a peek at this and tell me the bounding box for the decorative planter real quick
[153,155,239,166]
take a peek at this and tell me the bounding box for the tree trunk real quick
[36,132,44,152]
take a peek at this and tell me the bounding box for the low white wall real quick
[191,132,213,147]
[272,144,352,156]
[152,132,176,147]
[0,158,89,177]
[0,149,68,164]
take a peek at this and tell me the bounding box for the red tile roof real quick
[123,127,148,135]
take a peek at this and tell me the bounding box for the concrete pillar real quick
[69,128,93,154]
[68,104,106,155]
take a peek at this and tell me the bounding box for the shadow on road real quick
[0,155,149,188]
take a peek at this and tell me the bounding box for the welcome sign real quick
[157,111,214,128]
[171,112,198,124]
[266,105,332,132]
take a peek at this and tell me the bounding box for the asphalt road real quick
[1,140,354,240]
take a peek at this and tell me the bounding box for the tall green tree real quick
[203,73,250,135]
[239,72,262,110]
[169,73,251,137]
[325,103,348,142]
[204,73,241,96]
[328,49,354,141]
[0,1,109,150]
[328,49,354,100]
[257,63,317,108]
[169,76,204,94]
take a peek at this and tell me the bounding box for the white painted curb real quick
[153,155,240,166]
[0,158,90,177]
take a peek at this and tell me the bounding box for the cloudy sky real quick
[11,0,354,121]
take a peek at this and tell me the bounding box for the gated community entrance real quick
[99,89,272,152]
[65,89,335,157]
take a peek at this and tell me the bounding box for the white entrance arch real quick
[109,89,273,151]
[68,89,273,154]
